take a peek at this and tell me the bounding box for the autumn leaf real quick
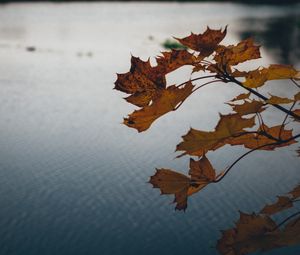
[175,26,227,57]
[149,155,217,211]
[228,99,265,116]
[229,92,250,102]
[260,196,293,215]
[228,124,296,151]
[243,64,300,88]
[176,114,255,157]
[214,38,261,66]
[294,92,300,101]
[115,51,197,107]
[124,82,194,132]
[266,95,294,105]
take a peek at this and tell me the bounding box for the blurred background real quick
[0,1,299,255]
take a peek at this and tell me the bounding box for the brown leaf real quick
[266,95,294,105]
[243,65,300,88]
[294,92,300,101]
[229,92,250,102]
[115,56,163,95]
[124,82,194,132]
[175,26,227,57]
[260,196,293,215]
[229,124,296,151]
[176,114,255,157]
[155,49,198,74]
[228,100,265,115]
[115,51,197,107]
[149,155,217,210]
[214,38,261,66]
[149,169,190,211]
[292,109,300,122]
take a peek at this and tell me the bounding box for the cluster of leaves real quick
[114,26,300,211]
[217,184,300,255]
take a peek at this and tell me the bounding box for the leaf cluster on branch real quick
[114,26,300,211]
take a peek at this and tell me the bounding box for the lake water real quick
[0,2,299,255]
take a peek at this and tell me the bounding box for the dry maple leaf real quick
[115,50,197,107]
[175,26,227,57]
[260,196,293,216]
[229,124,296,150]
[214,38,261,67]
[229,93,251,102]
[124,82,194,132]
[242,64,300,88]
[266,95,294,105]
[228,99,265,116]
[149,155,217,211]
[176,113,256,157]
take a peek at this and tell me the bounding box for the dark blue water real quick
[0,2,299,255]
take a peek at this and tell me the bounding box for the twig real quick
[226,76,300,121]
[291,79,300,89]
[176,75,217,88]
[214,133,300,183]
[279,101,296,139]
[174,80,222,110]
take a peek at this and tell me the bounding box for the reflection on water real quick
[239,14,300,64]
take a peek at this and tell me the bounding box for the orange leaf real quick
[176,114,255,157]
[149,155,217,210]
[243,64,300,88]
[124,82,194,132]
[175,26,227,57]
[214,38,261,66]
[266,95,294,105]
[229,92,250,102]
[229,124,296,150]
[228,99,265,115]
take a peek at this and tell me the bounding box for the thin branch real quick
[174,80,222,110]
[214,133,300,183]
[279,101,296,139]
[176,75,217,88]
[227,75,300,121]
[291,79,300,89]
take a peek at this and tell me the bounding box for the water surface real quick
[0,2,299,255]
